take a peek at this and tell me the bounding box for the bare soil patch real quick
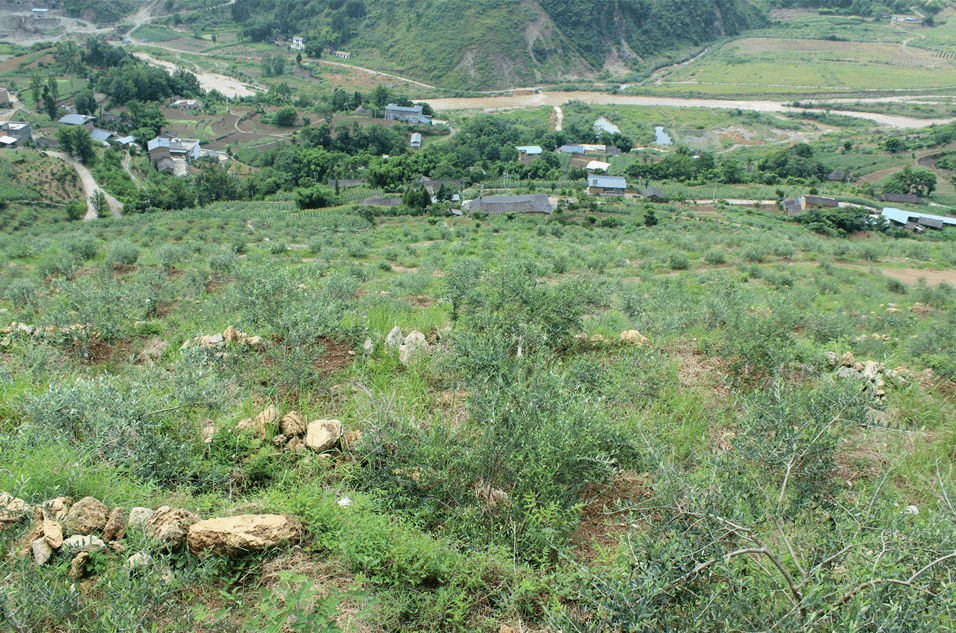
[878,267,956,286]
[570,471,651,564]
[311,337,355,377]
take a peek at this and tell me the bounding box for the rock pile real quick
[574,330,651,347]
[180,326,264,351]
[228,404,361,455]
[0,322,91,348]
[825,351,905,402]
[385,326,433,365]
[2,493,303,577]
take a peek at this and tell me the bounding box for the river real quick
[133,52,258,98]
[424,91,956,130]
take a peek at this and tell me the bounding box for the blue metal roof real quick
[881,207,956,227]
[58,114,94,125]
[588,175,627,189]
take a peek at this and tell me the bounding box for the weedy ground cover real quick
[1,199,955,631]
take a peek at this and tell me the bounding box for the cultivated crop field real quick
[660,37,956,96]
[1,197,956,631]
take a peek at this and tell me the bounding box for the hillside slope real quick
[231,0,766,88]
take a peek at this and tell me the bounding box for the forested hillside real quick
[229,0,765,88]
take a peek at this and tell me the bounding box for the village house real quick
[516,145,542,166]
[410,132,422,149]
[384,104,432,125]
[878,192,923,205]
[587,175,628,196]
[1,121,32,143]
[89,128,114,144]
[639,187,665,201]
[881,207,956,231]
[58,114,96,129]
[585,160,610,173]
[148,134,202,161]
[170,98,202,111]
[801,195,838,210]
[782,197,802,217]
[463,194,553,215]
[290,37,305,50]
[333,51,352,59]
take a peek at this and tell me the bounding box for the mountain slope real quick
[231,0,766,88]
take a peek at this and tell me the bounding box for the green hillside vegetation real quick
[227,0,765,88]
[2,196,956,630]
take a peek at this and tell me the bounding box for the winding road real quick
[44,151,123,220]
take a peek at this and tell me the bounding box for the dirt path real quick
[553,105,563,131]
[122,151,145,189]
[44,151,123,219]
[425,91,956,129]
[316,59,437,89]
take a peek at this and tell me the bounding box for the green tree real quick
[371,84,390,109]
[30,72,42,110]
[272,105,297,128]
[74,91,97,116]
[42,87,58,121]
[57,126,95,164]
[886,165,937,197]
[46,75,59,104]
[295,184,338,209]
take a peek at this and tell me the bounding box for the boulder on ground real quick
[305,419,342,453]
[255,404,280,432]
[186,514,303,557]
[280,411,307,437]
[32,538,53,565]
[125,552,152,570]
[223,326,243,343]
[43,514,63,549]
[385,326,403,349]
[102,507,127,542]
[143,506,199,548]
[41,497,72,522]
[64,497,109,536]
[61,534,107,554]
[0,492,28,528]
[398,331,428,365]
[340,429,363,450]
[201,423,217,444]
[621,330,649,346]
[839,351,855,367]
[200,333,225,348]
[69,552,90,580]
[128,507,154,530]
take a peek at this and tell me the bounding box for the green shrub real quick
[107,239,140,266]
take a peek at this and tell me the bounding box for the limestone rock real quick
[200,333,224,348]
[186,514,303,557]
[201,423,217,444]
[621,330,649,346]
[385,326,404,349]
[825,351,839,367]
[62,534,107,554]
[244,335,264,349]
[398,331,428,365]
[64,497,109,536]
[305,419,342,453]
[340,429,363,451]
[102,508,127,543]
[69,552,90,580]
[863,360,882,381]
[286,437,305,454]
[280,411,307,437]
[0,492,28,528]
[835,366,862,380]
[32,538,53,566]
[143,506,199,548]
[43,515,63,549]
[839,351,855,367]
[273,433,288,447]
[223,326,242,343]
[125,552,152,570]
[235,418,256,434]
[255,404,280,433]
[41,497,72,522]
[128,507,154,530]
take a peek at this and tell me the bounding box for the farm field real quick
[2,195,956,630]
[652,37,956,97]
